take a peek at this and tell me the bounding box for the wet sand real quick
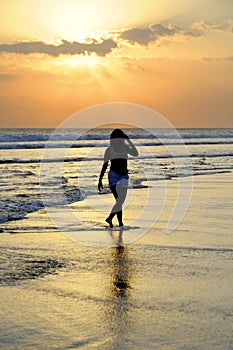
[0,173,232,349]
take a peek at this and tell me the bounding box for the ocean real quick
[0,128,232,225]
[0,128,232,349]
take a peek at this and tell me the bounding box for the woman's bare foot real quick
[106,217,113,228]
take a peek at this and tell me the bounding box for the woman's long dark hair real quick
[110,129,127,152]
[110,129,127,139]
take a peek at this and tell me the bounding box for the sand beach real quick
[0,172,232,349]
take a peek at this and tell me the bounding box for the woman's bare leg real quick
[116,210,123,227]
[106,184,127,227]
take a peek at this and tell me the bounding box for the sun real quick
[44,1,125,41]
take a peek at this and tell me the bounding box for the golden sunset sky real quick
[0,0,233,127]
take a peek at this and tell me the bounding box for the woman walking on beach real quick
[98,129,138,228]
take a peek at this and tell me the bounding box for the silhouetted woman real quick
[98,129,138,228]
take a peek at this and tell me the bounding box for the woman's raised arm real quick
[125,136,138,157]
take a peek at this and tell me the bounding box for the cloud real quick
[202,55,233,62]
[120,23,177,45]
[0,73,20,81]
[120,28,153,45]
[0,38,117,57]
[120,20,233,46]
[0,20,232,57]
[183,20,233,38]
[193,20,233,33]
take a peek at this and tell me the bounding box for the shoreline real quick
[0,171,232,249]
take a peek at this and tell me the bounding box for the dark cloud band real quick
[0,39,117,57]
[121,23,177,45]
[120,20,232,46]
[0,20,231,56]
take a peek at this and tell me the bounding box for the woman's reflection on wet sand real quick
[104,228,135,346]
